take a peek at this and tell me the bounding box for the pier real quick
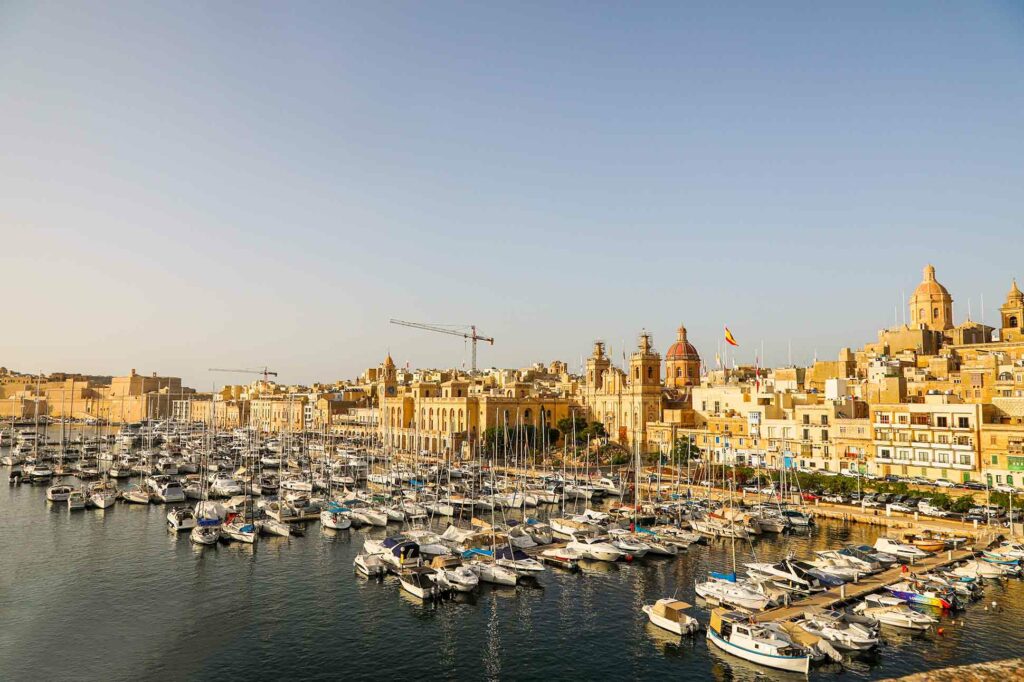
[757,547,978,622]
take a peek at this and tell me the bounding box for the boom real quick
[389,319,494,372]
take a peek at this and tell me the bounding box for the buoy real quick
[626,555,634,562]
[991,600,998,609]
[937,627,945,635]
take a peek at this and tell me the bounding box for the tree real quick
[671,438,701,462]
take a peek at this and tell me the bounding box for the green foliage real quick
[556,416,607,445]
[950,496,975,514]
[671,438,702,462]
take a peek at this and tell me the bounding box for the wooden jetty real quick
[755,547,976,622]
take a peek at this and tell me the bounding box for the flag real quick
[724,326,739,347]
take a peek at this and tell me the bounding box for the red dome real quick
[666,325,700,360]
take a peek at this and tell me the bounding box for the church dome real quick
[912,264,950,298]
[666,325,700,360]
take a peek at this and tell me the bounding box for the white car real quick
[888,503,915,513]
[934,479,956,488]
[994,484,1019,494]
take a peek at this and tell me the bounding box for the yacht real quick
[854,595,937,631]
[744,559,825,593]
[567,536,626,562]
[695,575,773,611]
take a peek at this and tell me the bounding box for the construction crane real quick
[208,367,278,383]
[389,319,494,373]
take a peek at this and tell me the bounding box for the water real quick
[2,460,1022,680]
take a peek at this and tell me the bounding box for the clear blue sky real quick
[2,2,1022,387]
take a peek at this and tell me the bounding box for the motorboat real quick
[567,536,625,562]
[797,610,879,651]
[874,537,930,561]
[354,552,386,577]
[46,484,74,502]
[695,574,773,611]
[844,543,898,568]
[815,549,882,575]
[350,505,388,527]
[885,580,957,609]
[539,546,582,571]
[523,519,553,545]
[642,598,700,636]
[154,480,186,504]
[706,609,813,674]
[606,529,651,558]
[28,463,54,481]
[953,560,1014,579]
[430,556,479,592]
[854,596,937,631]
[209,475,243,498]
[66,489,87,510]
[398,566,443,599]
[167,507,198,531]
[494,546,546,573]
[744,559,826,594]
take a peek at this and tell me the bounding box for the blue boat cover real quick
[710,571,737,582]
[198,518,220,527]
[462,548,493,559]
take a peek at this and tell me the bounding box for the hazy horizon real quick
[3,2,1022,388]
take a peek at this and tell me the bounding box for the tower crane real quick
[389,319,494,372]
[208,367,279,395]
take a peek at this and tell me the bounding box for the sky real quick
[2,2,1023,388]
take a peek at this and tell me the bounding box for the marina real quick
[2,424,1023,680]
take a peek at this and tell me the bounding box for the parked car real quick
[934,478,956,488]
[822,493,847,504]
[882,474,901,483]
[802,492,819,502]
[994,484,1020,494]
[860,494,881,508]
[888,502,915,513]
[911,476,932,485]
[962,481,986,491]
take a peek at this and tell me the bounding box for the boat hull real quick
[707,627,810,674]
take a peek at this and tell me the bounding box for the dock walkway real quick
[757,548,975,621]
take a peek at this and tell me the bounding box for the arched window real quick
[647,367,653,379]
[1011,316,1019,328]
[933,307,939,318]
[919,308,924,320]
[634,367,640,380]
[676,368,682,378]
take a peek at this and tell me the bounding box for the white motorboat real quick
[524,520,553,545]
[874,537,930,561]
[167,507,197,531]
[351,507,388,527]
[695,577,773,611]
[28,463,54,481]
[154,480,186,503]
[798,611,879,651]
[952,560,1010,579]
[643,598,700,636]
[706,609,813,674]
[567,536,625,562]
[399,567,442,599]
[854,596,937,631]
[66,489,87,510]
[46,484,74,502]
[354,552,386,577]
[436,564,480,592]
[607,529,651,558]
[209,475,243,498]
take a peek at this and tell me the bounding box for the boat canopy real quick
[710,571,737,582]
[653,600,692,622]
[495,547,530,561]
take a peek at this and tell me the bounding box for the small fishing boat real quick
[46,484,74,502]
[66,489,87,511]
[706,609,813,674]
[642,598,700,636]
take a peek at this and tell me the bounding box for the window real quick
[878,414,890,424]
[935,452,950,464]
[957,417,970,429]
[803,429,810,441]
[822,430,829,441]
[803,415,810,425]
[821,415,828,425]
[936,416,948,428]
[993,455,999,465]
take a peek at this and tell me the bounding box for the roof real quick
[1007,279,1023,304]
[666,325,700,360]
[911,265,950,299]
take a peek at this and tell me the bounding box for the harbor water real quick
[2,461,1023,680]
